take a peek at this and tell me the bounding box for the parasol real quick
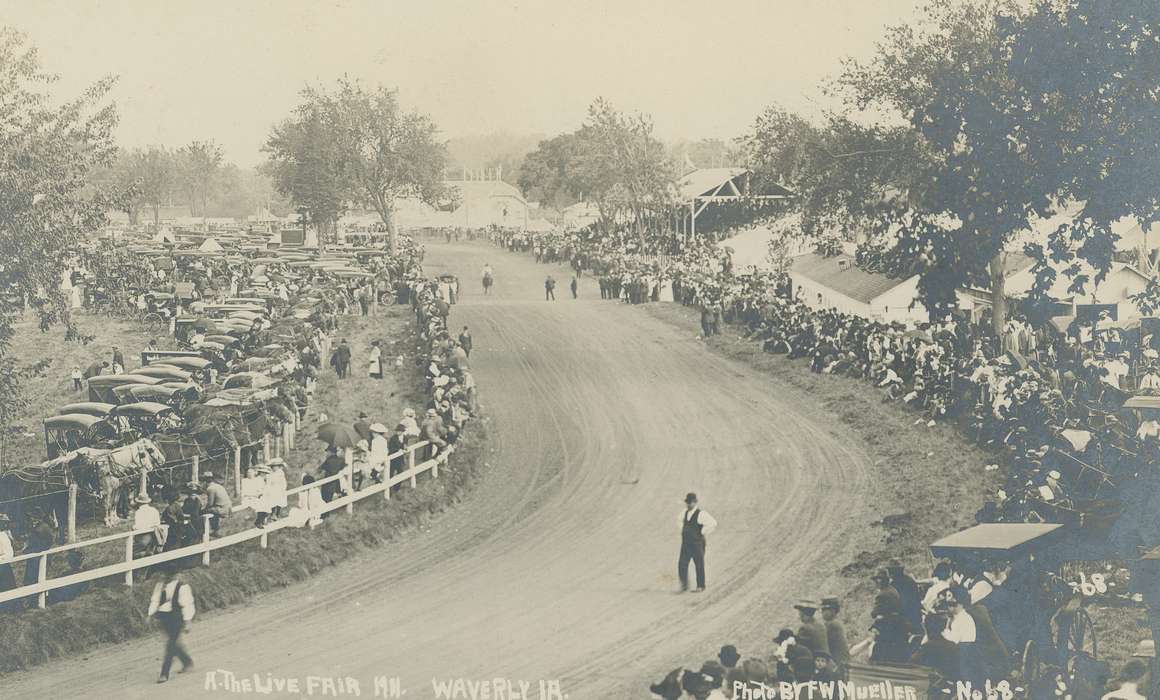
[316,422,360,448]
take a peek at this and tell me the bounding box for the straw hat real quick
[369,423,389,434]
[134,494,152,505]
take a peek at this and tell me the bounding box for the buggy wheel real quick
[1021,639,1041,687]
[143,312,166,334]
[1067,607,1097,659]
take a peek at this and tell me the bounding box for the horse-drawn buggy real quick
[927,523,1108,697]
[86,374,163,403]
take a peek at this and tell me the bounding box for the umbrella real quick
[316,422,360,448]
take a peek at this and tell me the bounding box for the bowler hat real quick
[718,644,740,667]
[820,596,841,611]
[684,492,697,504]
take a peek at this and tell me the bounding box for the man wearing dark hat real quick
[821,596,850,666]
[887,558,923,632]
[871,568,903,619]
[677,492,717,593]
[795,600,831,657]
[353,412,372,442]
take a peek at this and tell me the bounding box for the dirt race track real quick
[6,242,874,699]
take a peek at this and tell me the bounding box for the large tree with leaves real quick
[264,99,351,242]
[0,28,120,463]
[827,0,1160,331]
[328,79,448,252]
[177,140,223,223]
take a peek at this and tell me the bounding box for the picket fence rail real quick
[0,439,454,609]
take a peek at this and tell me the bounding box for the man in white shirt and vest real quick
[678,492,717,593]
[148,565,196,683]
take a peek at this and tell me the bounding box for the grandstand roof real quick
[678,167,795,201]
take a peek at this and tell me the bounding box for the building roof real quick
[790,253,913,304]
[679,167,748,199]
[678,167,794,201]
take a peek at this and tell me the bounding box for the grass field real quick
[644,302,1148,679]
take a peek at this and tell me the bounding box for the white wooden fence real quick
[0,439,453,609]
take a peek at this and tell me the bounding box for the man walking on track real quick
[148,565,196,683]
[677,492,717,593]
[545,275,556,301]
[481,264,494,295]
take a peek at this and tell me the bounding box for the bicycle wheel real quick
[1066,607,1097,659]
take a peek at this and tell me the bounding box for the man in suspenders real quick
[678,492,718,593]
[148,565,196,683]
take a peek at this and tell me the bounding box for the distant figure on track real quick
[482,264,494,295]
[677,492,717,593]
[545,275,556,301]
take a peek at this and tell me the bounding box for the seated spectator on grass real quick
[133,493,163,556]
[201,472,232,536]
[297,475,324,527]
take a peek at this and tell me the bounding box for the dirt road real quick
[6,242,872,699]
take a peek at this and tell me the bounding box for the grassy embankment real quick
[0,305,491,674]
[644,303,1146,675]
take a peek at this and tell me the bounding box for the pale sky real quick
[2,0,920,166]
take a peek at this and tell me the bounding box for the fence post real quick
[263,433,271,463]
[67,483,78,543]
[124,536,134,587]
[234,446,242,495]
[191,454,200,484]
[36,554,47,609]
[202,515,212,566]
[409,446,418,489]
[345,448,354,514]
[138,469,148,498]
[260,527,268,549]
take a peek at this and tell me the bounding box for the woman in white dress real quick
[367,424,390,482]
[368,340,382,379]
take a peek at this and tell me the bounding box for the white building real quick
[790,252,929,323]
[445,179,528,229]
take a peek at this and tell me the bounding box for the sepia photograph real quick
[0,1,1157,698]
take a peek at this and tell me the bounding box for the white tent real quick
[198,237,224,253]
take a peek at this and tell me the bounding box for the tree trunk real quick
[152,203,160,231]
[378,203,396,254]
[989,252,1007,343]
